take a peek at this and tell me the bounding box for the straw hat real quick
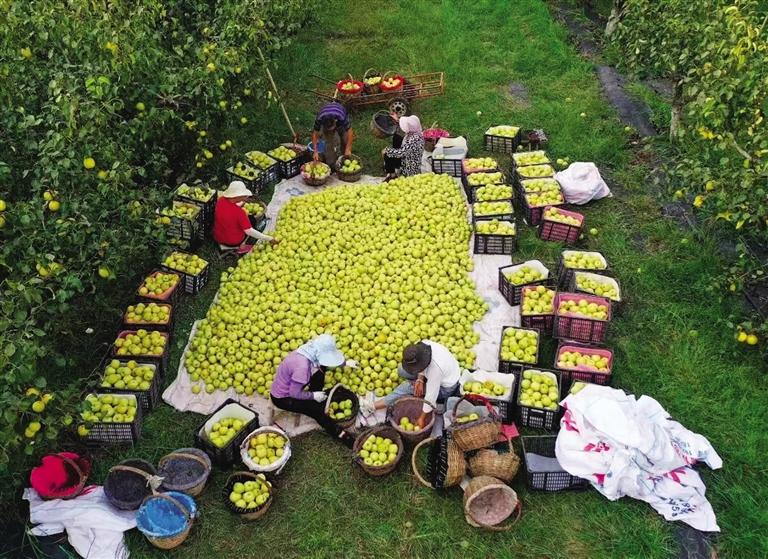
[221,181,253,199]
[401,342,432,377]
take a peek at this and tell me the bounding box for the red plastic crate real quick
[554,342,613,390]
[553,293,612,344]
[137,270,181,305]
[538,207,584,244]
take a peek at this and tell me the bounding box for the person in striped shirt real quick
[312,101,355,171]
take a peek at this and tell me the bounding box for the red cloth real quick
[212,197,251,246]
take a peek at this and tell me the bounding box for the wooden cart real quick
[310,72,445,116]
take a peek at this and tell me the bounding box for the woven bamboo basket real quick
[353,425,404,477]
[463,476,522,531]
[448,394,502,452]
[371,111,397,139]
[387,397,436,444]
[324,384,359,430]
[223,471,274,521]
[158,448,211,497]
[104,460,161,510]
[139,492,196,549]
[30,453,91,500]
[336,73,364,98]
[468,440,520,483]
[363,68,382,94]
[300,162,331,187]
[335,154,363,183]
[379,71,404,93]
[411,436,466,489]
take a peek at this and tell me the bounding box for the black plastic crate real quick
[521,435,588,491]
[122,302,174,333]
[473,217,517,255]
[160,202,203,242]
[498,262,551,306]
[470,184,515,205]
[511,150,551,169]
[520,286,557,334]
[174,184,217,232]
[515,368,562,430]
[111,330,171,377]
[274,149,310,179]
[194,399,260,467]
[226,166,264,193]
[471,203,515,224]
[243,198,268,232]
[460,376,517,424]
[484,128,522,153]
[98,359,162,412]
[82,394,143,447]
[556,251,610,290]
[518,129,549,152]
[538,207,584,245]
[137,270,182,306]
[431,158,464,177]
[161,252,210,295]
[498,326,541,373]
[261,162,280,189]
[553,293,612,344]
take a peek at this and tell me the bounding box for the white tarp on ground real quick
[163,173,519,435]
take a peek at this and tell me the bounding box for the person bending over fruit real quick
[312,101,354,171]
[365,341,460,428]
[212,181,279,255]
[270,334,359,447]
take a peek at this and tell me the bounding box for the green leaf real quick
[4,343,16,357]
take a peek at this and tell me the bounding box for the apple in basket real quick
[340,158,361,174]
[207,418,245,448]
[230,475,271,509]
[247,432,287,466]
[399,416,418,432]
[328,400,354,420]
[303,162,330,179]
[455,413,480,424]
[359,435,398,467]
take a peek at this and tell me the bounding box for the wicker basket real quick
[379,71,404,93]
[300,162,331,187]
[138,492,196,550]
[223,471,274,521]
[371,111,397,139]
[363,68,381,94]
[468,440,520,483]
[463,476,522,531]
[336,74,364,98]
[30,453,91,500]
[158,448,211,497]
[411,436,466,489]
[448,394,502,452]
[324,384,359,430]
[353,425,404,477]
[335,154,363,183]
[387,397,436,444]
[104,460,161,511]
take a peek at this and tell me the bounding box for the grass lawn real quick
[75,1,768,557]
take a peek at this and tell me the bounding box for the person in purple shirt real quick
[311,101,354,171]
[270,334,357,447]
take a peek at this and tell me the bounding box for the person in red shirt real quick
[212,181,278,254]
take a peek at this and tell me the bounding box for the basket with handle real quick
[324,384,359,430]
[137,491,197,550]
[352,425,404,477]
[158,448,212,497]
[30,452,91,501]
[467,439,520,483]
[387,396,436,445]
[379,71,404,93]
[104,460,162,510]
[300,162,331,187]
[363,68,382,94]
[370,110,397,139]
[411,436,466,489]
[463,476,522,531]
[448,394,501,452]
[336,74,364,98]
[222,470,274,521]
[335,154,363,183]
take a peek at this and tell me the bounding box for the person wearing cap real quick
[212,181,278,255]
[270,334,359,447]
[382,114,425,181]
[312,101,354,171]
[369,340,460,428]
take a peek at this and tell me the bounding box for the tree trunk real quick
[605,0,625,37]
[670,80,683,142]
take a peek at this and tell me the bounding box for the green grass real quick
[57,1,768,558]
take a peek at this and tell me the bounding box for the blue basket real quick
[137,491,197,549]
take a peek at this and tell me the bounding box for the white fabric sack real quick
[555,162,611,204]
[555,385,722,532]
[24,486,136,559]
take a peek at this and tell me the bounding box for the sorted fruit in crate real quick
[245,151,277,170]
[522,286,555,315]
[208,418,246,448]
[243,202,265,217]
[267,146,297,162]
[474,201,513,216]
[517,164,555,178]
[475,219,515,235]
[463,380,508,397]
[125,302,170,325]
[139,273,179,297]
[328,399,354,421]
[246,432,287,465]
[569,381,588,395]
[520,178,560,193]
[526,190,564,207]
[543,207,580,225]
[229,475,271,509]
[398,416,418,432]
[164,252,207,275]
[564,251,606,270]
[81,394,138,425]
[557,351,610,372]
[339,157,362,174]
[467,171,504,186]
[519,370,559,410]
[114,330,167,357]
[302,161,331,180]
[177,184,215,202]
[575,273,619,300]
[558,298,609,320]
[358,434,398,467]
[231,161,261,181]
[475,184,513,201]
[159,203,200,220]
[464,157,498,172]
[504,266,543,286]
[513,150,550,166]
[101,360,155,390]
[501,328,539,364]
[455,413,480,424]
[486,125,520,137]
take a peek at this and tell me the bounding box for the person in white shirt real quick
[369,340,460,428]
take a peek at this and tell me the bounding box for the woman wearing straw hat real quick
[270,334,359,447]
[212,181,279,255]
[382,114,425,182]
